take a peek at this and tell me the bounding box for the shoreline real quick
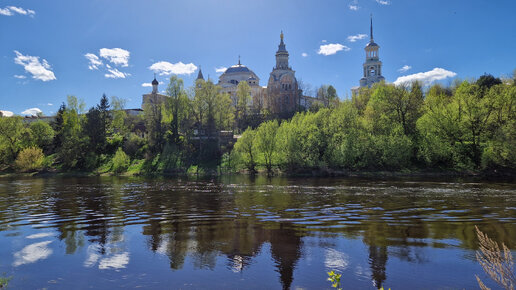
[1,168,515,181]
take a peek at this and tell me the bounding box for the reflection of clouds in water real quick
[13,241,53,266]
[84,244,101,268]
[84,244,129,270]
[99,252,129,269]
[324,248,349,271]
[354,264,372,280]
[26,232,53,239]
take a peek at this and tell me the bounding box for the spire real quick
[370,14,374,41]
[277,31,287,52]
[196,66,204,80]
[238,55,241,65]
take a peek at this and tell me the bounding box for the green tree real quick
[233,128,257,173]
[255,120,279,174]
[165,76,190,143]
[236,81,251,130]
[15,146,44,172]
[0,116,25,164]
[112,147,130,174]
[28,120,55,152]
[57,96,88,170]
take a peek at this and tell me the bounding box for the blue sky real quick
[1,0,515,116]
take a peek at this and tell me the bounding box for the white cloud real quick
[317,43,350,56]
[301,52,308,57]
[149,61,197,76]
[13,241,53,266]
[14,51,56,81]
[14,74,26,79]
[394,68,457,86]
[85,53,103,70]
[347,34,368,42]
[105,68,130,79]
[99,48,130,67]
[47,103,53,106]
[141,83,152,87]
[0,110,14,117]
[215,66,227,73]
[0,6,35,16]
[398,65,412,73]
[376,0,390,5]
[349,0,359,10]
[322,40,327,43]
[21,107,42,116]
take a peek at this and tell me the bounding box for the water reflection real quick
[0,176,515,289]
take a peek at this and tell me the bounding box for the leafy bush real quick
[112,147,130,174]
[15,147,44,172]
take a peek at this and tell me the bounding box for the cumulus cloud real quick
[99,48,130,67]
[0,110,14,117]
[85,53,103,70]
[141,83,152,87]
[14,74,26,79]
[14,51,56,81]
[318,43,350,56]
[301,52,308,57]
[376,0,390,5]
[21,108,42,116]
[13,241,53,266]
[105,68,130,79]
[0,6,35,17]
[149,61,197,76]
[347,34,368,42]
[398,65,412,73]
[215,66,227,73]
[394,68,457,86]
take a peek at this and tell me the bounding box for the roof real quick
[366,41,379,47]
[152,78,159,85]
[224,64,251,74]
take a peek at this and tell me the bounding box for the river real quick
[0,176,515,289]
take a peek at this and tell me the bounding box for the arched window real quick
[369,66,376,76]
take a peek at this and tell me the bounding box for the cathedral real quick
[143,16,385,115]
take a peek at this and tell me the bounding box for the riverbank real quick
[1,167,515,181]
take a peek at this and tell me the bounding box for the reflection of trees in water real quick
[3,177,516,288]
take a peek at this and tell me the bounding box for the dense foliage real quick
[232,76,515,174]
[0,73,514,176]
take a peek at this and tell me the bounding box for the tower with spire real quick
[267,31,300,117]
[359,15,385,88]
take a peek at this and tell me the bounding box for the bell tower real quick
[359,15,385,88]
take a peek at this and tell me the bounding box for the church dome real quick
[225,64,251,74]
[152,78,159,85]
[218,62,260,87]
[366,41,379,47]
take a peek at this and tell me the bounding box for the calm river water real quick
[0,176,515,289]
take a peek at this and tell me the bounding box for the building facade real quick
[217,57,265,108]
[141,76,169,109]
[266,32,300,116]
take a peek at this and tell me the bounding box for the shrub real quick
[112,147,130,174]
[15,147,44,172]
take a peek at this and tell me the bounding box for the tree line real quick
[232,74,516,175]
[0,73,514,175]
